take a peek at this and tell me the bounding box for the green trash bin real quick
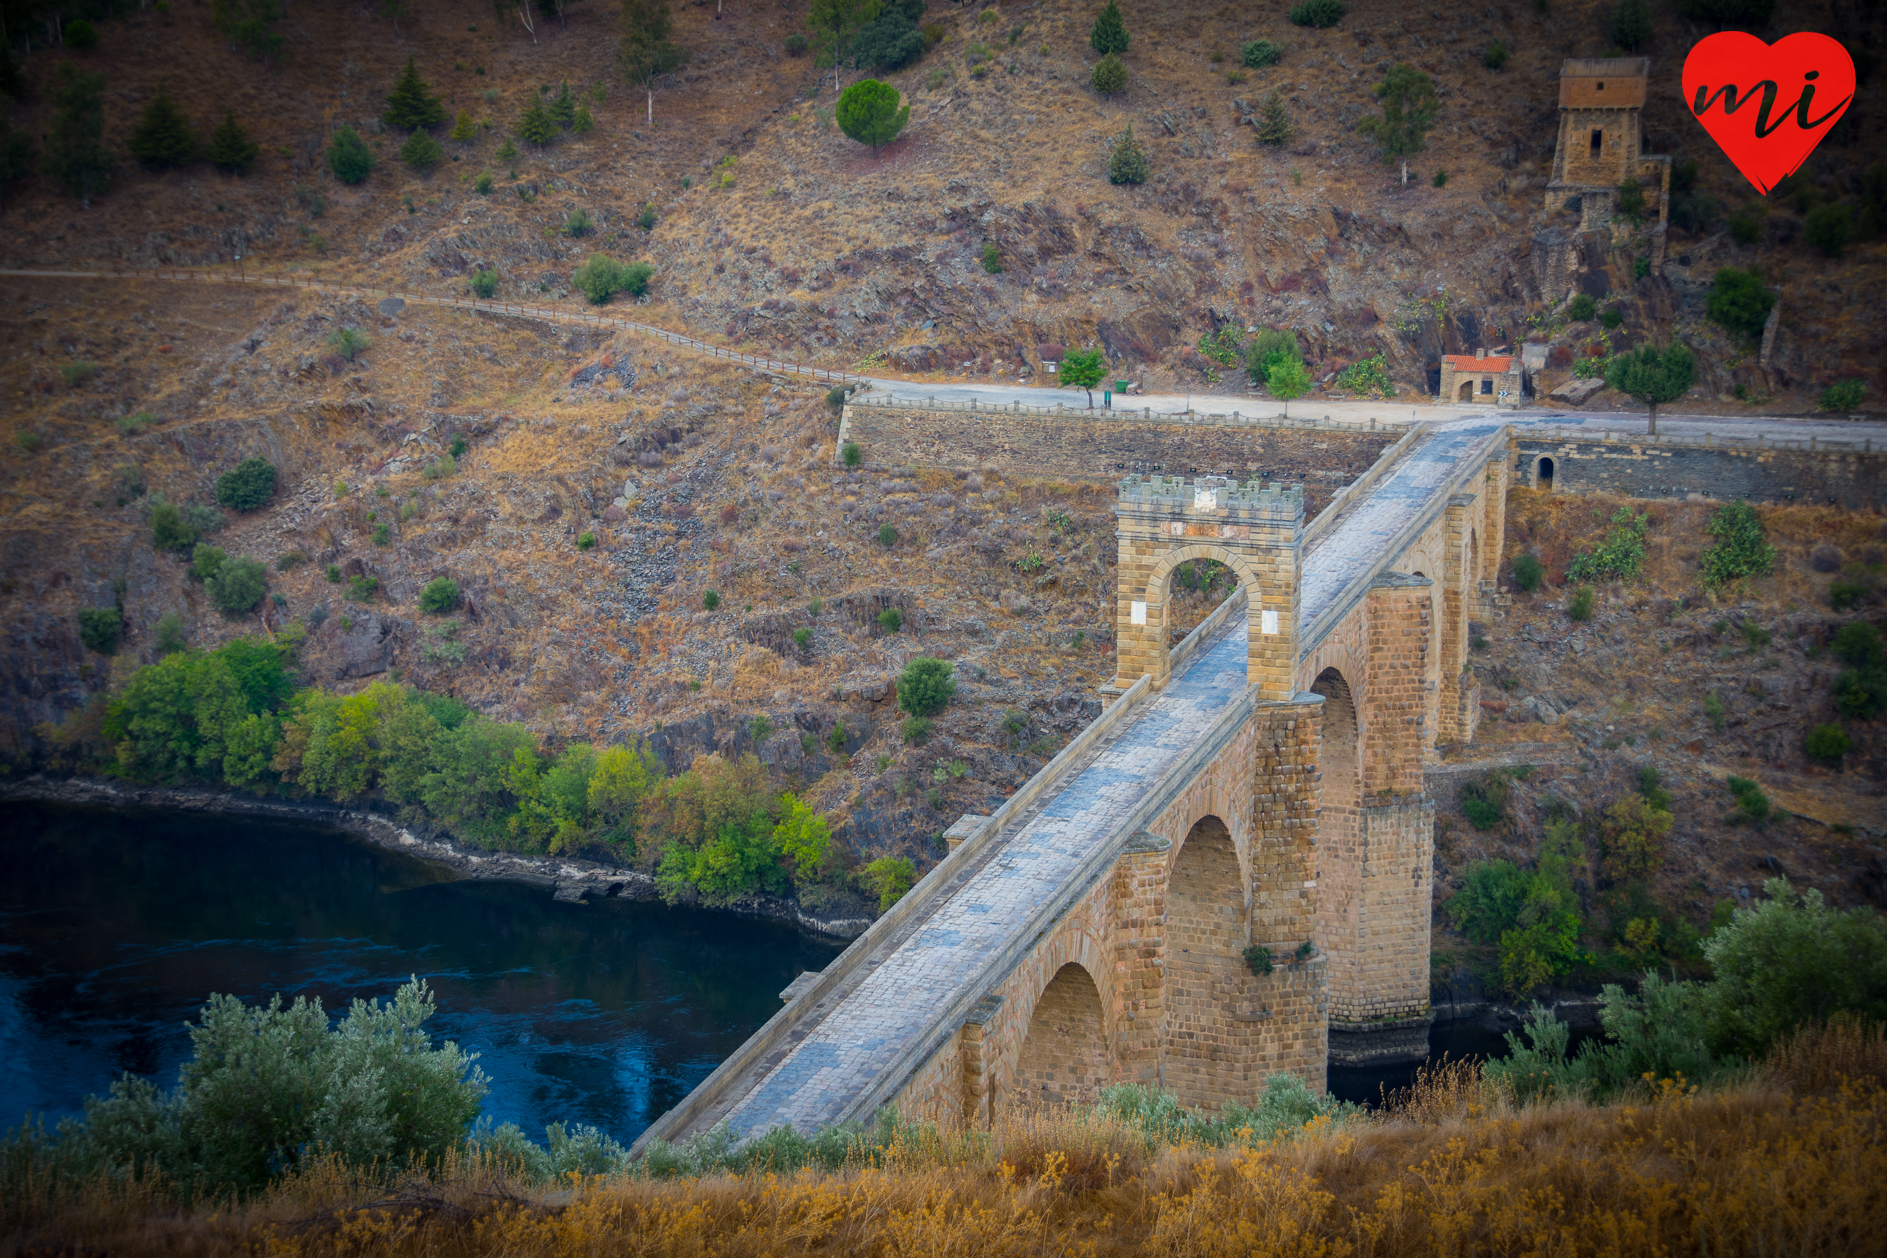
[1115,380,1131,391]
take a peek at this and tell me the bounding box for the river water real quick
[1,804,842,1147]
[3,803,1566,1142]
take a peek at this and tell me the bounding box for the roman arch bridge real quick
[632,415,1512,1151]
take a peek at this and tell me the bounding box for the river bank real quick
[0,776,876,941]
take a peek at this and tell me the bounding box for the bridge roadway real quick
[656,415,1510,1145]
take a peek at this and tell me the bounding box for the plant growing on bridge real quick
[214,457,277,512]
[1060,347,1107,407]
[1603,341,1694,435]
[897,656,956,717]
[1243,944,1274,976]
[836,79,909,156]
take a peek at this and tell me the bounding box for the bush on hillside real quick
[1240,39,1281,68]
[1804,203,1852,259]
[419,577,461,614]
[400,130,444,169]
[1089,0,1128,54]
[1818,379,1867,413]
[1707,268,1774,342]
[1289,0,1345,26]
[897,656,956,717]
[1107,121,1149,184]
[1511,552,1544,591]
[126,84,196,169]
[78,607,121,654]
[205,110,259,174]
[207,555,268,614]
[1699,499,1775,589]
[214,457,277,511]
[1567,507,1649,583]
[1091,52,1127,95]
[1805,723,1850,764]
[470,268,498,298]
[325,125,375,185]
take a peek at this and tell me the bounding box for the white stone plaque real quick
[1193,487,1218,510]
[1130,600,1148,626]
[1261,609,1279,635]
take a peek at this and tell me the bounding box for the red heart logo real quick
[1683,32,1855,195]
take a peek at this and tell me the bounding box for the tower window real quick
[1596,80,1605,90]
[1591,129,1603,154]
[1481,379,1493,394]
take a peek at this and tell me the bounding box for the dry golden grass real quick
[8,1064,1886,1258]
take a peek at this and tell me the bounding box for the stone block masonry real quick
[1515,436,1886,509]
[839,403,1396,518]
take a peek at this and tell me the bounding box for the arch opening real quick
[1310,668,1363,1017]
[1537,456,1555,490]
[1457,380,1474,402]
[1163,815,1251,1109]
[1169,815,1243,959]
[1145,544,1258,647]
[1014,963,1108,1107]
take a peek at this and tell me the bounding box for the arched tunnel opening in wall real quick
[1014,963,1108,1107]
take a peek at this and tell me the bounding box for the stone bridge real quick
[631,416,1513,1151]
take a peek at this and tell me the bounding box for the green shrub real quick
[792,626,812,650]
[1090,52,1127,95]
[1244,944,1274,976]
[215,457,277,511]
[1832,621,1886,719]
[325,125,375,184]
[1706,267,1774,342]
[150,501,198,552]
[19,432,49,454]
[62,361,97,387]
[474,170,495,195]
[1805,723,1850,764]
[1567,507,1649,583]
[577,531,596,550]
[154,611,187,656]
[78,606,121,654]
[1569,587,1595,621]
[372,524,390,546]
[1567,293,1596,321]
[347,574,380,602]
[785,31,809,54]
[1804,203,1852,259]
[703,589,721,611]
[191,543,226,583]
[328,327,370,361]
[1725,775,1770,824]
[1288,0,1345,26]
[116,411,155,437]
[827,387,848,412]
[1600,306,1623,330]
[64,18,98,48]
[1703,690,1726,730]
[1241,39,1281,68]
[399,129,443,169]
[326,564,342,583]
[1818,379,1867,413]
[1089,0,1128,54]
[207,555,269,614]
[1244,328,1301,384]
[877,607,903,634]
[1512,552,1544,591]
[860,855,916,910]
[470,268,498,298]
[1458,772,1510,831]
[1483,40,1508,68]
[1432,168,1448,188]
[901,715,932,743]
[1699,499,1775,589]
[419,577,461,613]
[878,523,898,547]
[1107,120,1150,184]
[1335,355,1392,396]
[620,261,655,297]
[841,441,861,467]
[897,656,956,717]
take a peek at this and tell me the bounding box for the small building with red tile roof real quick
[1439,348,1523,407]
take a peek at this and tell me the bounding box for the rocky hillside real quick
[0,0,1881,411]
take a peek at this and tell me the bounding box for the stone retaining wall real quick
[1514,436,1885,509]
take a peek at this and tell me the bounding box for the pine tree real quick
[1089,0,1128,55]
[517,96,559,145]
[572,104,595,135]
[205,110,259,174]
[127,84,197,169]
[1255,90,1292,146]
[1107,121,1149,184]
[1090,52,1127,95]
[400,129,444,169]
[1610,0,1651,49]
[449,110,478,143]
[549,80,576,130]
[47,62,111,207]
[383,56,444,130]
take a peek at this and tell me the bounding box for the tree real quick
[619,0,689,125]
[517,96,559,145]
[1702,879,1887,1057]
[1804,203,1852,259]
[1599,792,1673,882]
[127,84,196,170]
[150,501,198,553]
[1698,499,1775,588]
[383,57,445,131]
[210,0,285,63]
[1255,89,1291,146]
[381,0,410,32]
[1061,346,1107,406]
[1090,52,1127,95]
[1089,0,1128,55]
[808,0,875,93]
[549,80,577,130]
[1603,341,1694,434]
[1108,121,1149,184]
[1245,328,1301,383]
[861,854,916,910]
[419,577,461,613]
[1267,356,1312,415]
[897,657,957,717]
[46,62,110,206]
[1288,0,1346,26]
[1357,62,1438,185]
[851,11,924,72]
[1616,176,1646,222]
[587,740,662,850]
[78,606,121,654]
[207,555,268,614]
[493,0,539,43]
[572,253,631,303]
[1241,39,1281,68]
[836,78,908,156]
[449,110,477,143]
[1610,0,1651,49]
[400,129,444,169]
[1706,267,1774,342]
[205,110,259,174]
[58,978,485,1194]
[326,125,375,185]
[214,457,277,511]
